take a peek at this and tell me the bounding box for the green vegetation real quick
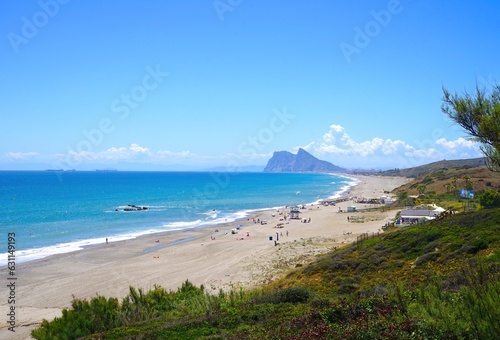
[375,158,487,178]
[393,165,500,212]
[442,84,500,172]
[32,208,500,339]
[480,189,500,208]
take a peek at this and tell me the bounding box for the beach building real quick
[289,208,301,219]
[347,206,357,213]
[396,206,444,226]
[380,195,395,205]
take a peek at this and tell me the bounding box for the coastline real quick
[1,173,356,267]
[0,174,410,339]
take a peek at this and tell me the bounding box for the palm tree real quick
[444,183,451,194]
[463,175,474,191]
[451,176,458,196]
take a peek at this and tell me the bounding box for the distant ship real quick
[95,169,118,172]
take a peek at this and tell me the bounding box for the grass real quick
[32,208,500,339]
[393,166,500,199]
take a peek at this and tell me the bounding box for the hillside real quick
[264,148,344,173]
[32,208,500,339]
[392,165,500,198]
[377,157,487,178]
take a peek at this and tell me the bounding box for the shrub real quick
[415,252,439,266]
[480,189,500,208]
[462,239,488,254]
[278,286,311,304]
[31,296,120,339]
[337,283,359,295]
[422,176,434,185]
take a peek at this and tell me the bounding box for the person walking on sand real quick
[286,230,289,237]
[106,238,108,244]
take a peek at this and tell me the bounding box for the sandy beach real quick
[1,174,410,339]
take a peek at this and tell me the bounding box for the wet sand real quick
[0,174,410,339]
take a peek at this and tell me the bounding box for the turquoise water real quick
[0,171,355,265]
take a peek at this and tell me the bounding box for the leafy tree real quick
[442,84,500,171]
[397,191,414,206]
[479,189,500,208]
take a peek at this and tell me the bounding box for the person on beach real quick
[106,238,108,244]
[286,230,289,237]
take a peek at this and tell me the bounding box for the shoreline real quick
[0,174,358,267]
[0,174,410,339]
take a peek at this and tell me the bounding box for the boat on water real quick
[116,204,149,212]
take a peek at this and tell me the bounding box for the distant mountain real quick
[264,148,344,173]
[376,157,487,178]
[203,165,265,172]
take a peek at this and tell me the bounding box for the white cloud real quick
[3,144,199,169]
[4,152,39,160]
[308,124,483,168]
[65,145,149,162]
[156,150,193,158]
[129,143,150,154]
[316,125,416,157]
[63,144,195,163]
[2,132,485,170]
[4,143,272,169]
[300,141,316,152]
[435,137,478,151]
[322,124,345,143]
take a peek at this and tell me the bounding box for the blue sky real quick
[1,0,499,170]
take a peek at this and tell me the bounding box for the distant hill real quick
[376,157,487,178]
[392,164,500,197]
[264,148,344,173]
[203,165,265,172]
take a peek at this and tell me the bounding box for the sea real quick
[0,171,356,266]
